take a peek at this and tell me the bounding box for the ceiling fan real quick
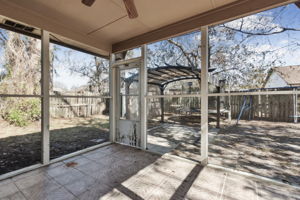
[81,0,138,19]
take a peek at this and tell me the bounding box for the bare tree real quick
[0,30,41,94]
[67,54,109,95]
[149,5,300,90]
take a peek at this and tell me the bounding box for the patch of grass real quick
[3,99,41,127]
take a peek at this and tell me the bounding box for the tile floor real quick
[0,144,299,200]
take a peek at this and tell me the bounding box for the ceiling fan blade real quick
[123,0,138,19]
[82,0,95,7]
[295,1,300,9]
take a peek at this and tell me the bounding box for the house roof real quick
[272,65,300,86]
[0,0,290,56]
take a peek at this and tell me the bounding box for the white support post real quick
[228,93,232,124]
[109,54,117,142]
[200,26,209,165]
[293,88,298,123]
[296,90,298,123]
[41,30,50,165]
[140,45,148,150]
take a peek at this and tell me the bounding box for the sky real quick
[0,3,300,90]
[51,44,94,90]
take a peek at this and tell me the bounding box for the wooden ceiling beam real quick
[112,0,291,53]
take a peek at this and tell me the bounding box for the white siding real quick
[265,72,288,88]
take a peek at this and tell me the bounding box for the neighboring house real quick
[264,65,300,88]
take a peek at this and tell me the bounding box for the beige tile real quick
[148,165,204,200]
[46,164,76,178]
[52,168,85,185]
[12,168,46,182]
[0,182,20,199]
[1,144,299,200]
[44,187,76,200]
[20,179,61,200]
[99,188,133,200]
[75,162,104,175]
[111,148,148,161]
[121,166,170,199]
[14,172,51,190]
[63,156,92,167]
[0,178,13,187]
[77,183,112,200]
[64,175,97,196]
[46,161,65,169]
[0,191,27,200]
[83,144,124,160]
[147,178,183,200]
[185,167,226,200]
[84,152,110,163]
[223,174,257,200]
[21,186,75,200]
[91,154,128,168]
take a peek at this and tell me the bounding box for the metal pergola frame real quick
[124,65,217,123]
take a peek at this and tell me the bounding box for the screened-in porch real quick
[0,0,300,199]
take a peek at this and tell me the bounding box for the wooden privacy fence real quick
[227,93,299,122]
[50,97,109,118]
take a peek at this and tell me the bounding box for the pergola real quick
[125,66,217,122]
[0,0,295,179]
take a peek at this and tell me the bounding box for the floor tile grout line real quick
[57,178,86,199]
[49,165,83,198]
[207,163,300,190]
[44,161,84,199]
[255,181,259,200]
[219,172,228,200]
[12,180,29,200]
[81,147,126,163]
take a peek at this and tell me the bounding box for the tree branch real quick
[167,39,196,67]
[221,24,300,36]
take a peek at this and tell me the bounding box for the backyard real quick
[148,113,300,186]
[0,2,300,196]
[0,116,109,174]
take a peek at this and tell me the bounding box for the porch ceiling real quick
[0,0,293,57]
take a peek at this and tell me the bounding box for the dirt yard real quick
[0,115,109,175]
[209,120,300,186]
[148,115,300,186]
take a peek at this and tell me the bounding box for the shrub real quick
[3,99,41,127]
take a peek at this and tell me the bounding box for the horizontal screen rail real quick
[146,90,300,98]
[0,94,42,98]
[208,90,300,97]
[50,95,111,98]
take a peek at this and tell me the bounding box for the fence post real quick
[228,92,232,124]
[258,89,262,119]
[160,87,165,122]
[41,30,50,165]
[294,88,298,123]
[216,86,220,128]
